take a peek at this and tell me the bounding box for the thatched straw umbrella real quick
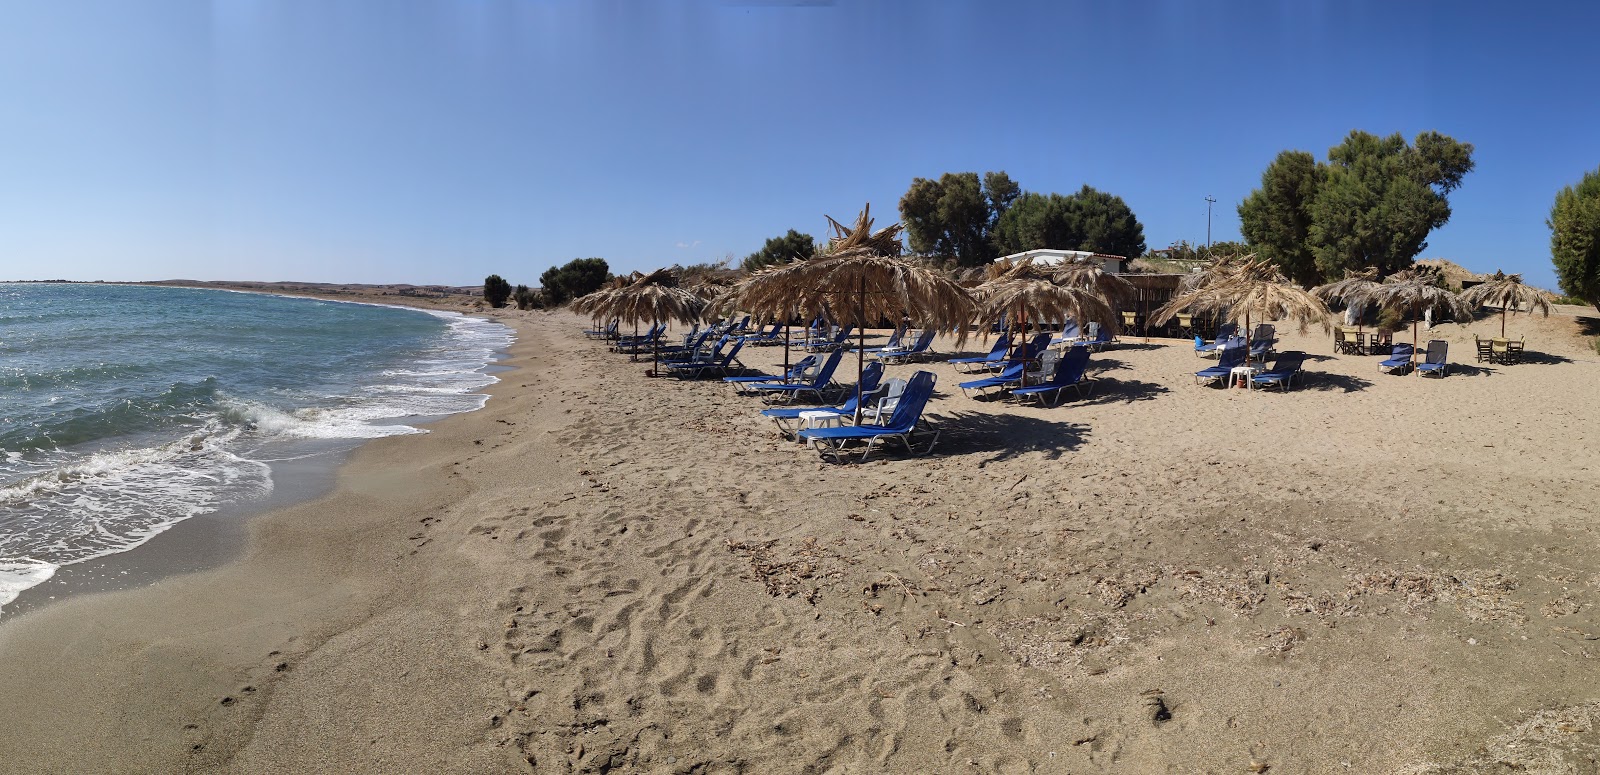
[735,204,975,423]
[1151,254,1330,366]
[581,268,706,375]
[1460,270,1554,337]
[1312,268,1383,350]
[571,276,632,333]
[1350,267,1473,369]
[975,258,1118,382]
[1055,256,1139,334]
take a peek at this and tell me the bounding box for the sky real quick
[1,1,1596,290]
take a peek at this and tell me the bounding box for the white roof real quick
[996,249,1097,265]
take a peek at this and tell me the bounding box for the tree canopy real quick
[1238,130,1475,285]
[482,274,512,308]
[741,230,815,272]
[1549,166,1600,310]
[899,171,1019,266]
[539,258,611,306]
[991,186,1147,259]
[1237,150,1322,286]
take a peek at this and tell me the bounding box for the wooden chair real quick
[1507,337,1525,364]
[1475,335,1493,363]
[1334,328,1350,354]
[1491,338,1509,364]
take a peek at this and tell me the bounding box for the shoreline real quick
[0,311,551,773]
[0,286,516,620]
[2,307,1599,772]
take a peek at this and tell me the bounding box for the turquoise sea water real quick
[0,284,512,613]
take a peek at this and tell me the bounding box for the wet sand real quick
[2,306,1599,773]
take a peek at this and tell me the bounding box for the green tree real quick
[1239,131,1474,284]
[991,186,1147,259]
[1549,166,1600,309]
[899,171,1019,266]
[512,284,541,310]
[1238,150,1323,285]
[482,274,512,308]
[741,230,815,272]
[538,258,611,306]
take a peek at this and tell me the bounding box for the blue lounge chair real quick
[804,325,854,353]
[1416,340,1449,377]
[1250,351,1306,391]
[959,361,1026,399]
[1195,323,1240,357]
[1195,346,1246,386]
[854,325,906,355]
[1006,332,1053,365]
[584,319,619,340]
[875,329,936,364]
[666,338,745,379]
[947,334,1011,373]
[759,364,887,437]
[741,322,784,345]
[798,371,941,462]
[724,354,818,391]
[1248,324,1276,360]
[746,348,845,403]
[1379,343,1416,374]
[654,327,711,357]
[1011,346,1094,406]
[664,334,729,366]
[1049,320,1083,347]
[1082,324,1114,352]
[611,323,667,353]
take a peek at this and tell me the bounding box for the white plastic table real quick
[1229,364,1263,389]
[797,411,842,430]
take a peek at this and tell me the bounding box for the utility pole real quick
[1204,195,1216,250]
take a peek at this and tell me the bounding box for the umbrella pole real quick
[853,278,865,426]
[782,312,791,375]
[1243,310,1252,368]
[1412,301,1420,373]
[1501,307,1507,338]
[651,318,660,376]
[631,321,639,362]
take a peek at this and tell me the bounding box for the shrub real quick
[482,274,512,308]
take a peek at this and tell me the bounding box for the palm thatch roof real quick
[1460,270,1553,337]
[823,203,903,256]
[1151,255,1330,334]
[576,267,705,326]
[1461,270,1554,317]
[974,257,1119,333]
[1053,257,1136,306]
[731,206,974,338]
[1311,267,1382,307]
[1350,271,1474,322]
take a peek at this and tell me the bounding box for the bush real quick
[513,284,541,310]
[482,275,512,308]
[1375,307,1406,333]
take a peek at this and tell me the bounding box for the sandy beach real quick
[3,303,1600,774]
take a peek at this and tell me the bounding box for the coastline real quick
[0,309,549,773]
[2,306,1598,772]
[0,285,515,620]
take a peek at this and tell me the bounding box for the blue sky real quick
[1,1,1595,290]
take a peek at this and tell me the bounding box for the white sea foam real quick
[0,558,59,614]
[0,306,514,617]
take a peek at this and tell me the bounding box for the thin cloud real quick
[675,240,702,249]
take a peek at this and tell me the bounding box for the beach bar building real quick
[994,249,1193,337]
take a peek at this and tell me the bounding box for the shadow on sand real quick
[934,411,1089,463]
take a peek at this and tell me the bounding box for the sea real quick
[0,283,513,616]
